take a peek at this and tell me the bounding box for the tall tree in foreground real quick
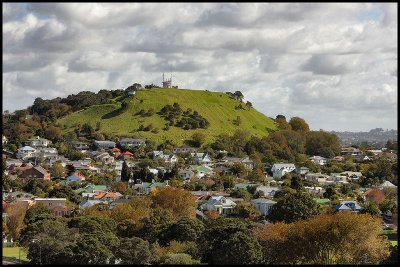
[253,212,390,264]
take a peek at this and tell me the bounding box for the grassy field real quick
[58,88,278,145]
[2,247,29,261]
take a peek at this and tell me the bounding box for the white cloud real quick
[2,3,397,131]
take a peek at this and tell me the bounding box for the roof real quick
[19,146,36,151]
[251,198,277,204]
[381,181,396,187]
[235,183,257,190]
[272,163,295,169]
[33,166,49,175]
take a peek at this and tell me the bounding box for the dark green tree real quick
[114,237,152,264]
[199,218,262,264]
[267,191,320,223]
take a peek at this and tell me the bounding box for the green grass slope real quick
[58,88,277,145]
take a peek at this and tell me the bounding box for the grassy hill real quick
[58,88,277,145]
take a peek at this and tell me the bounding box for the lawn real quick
[2,247,29,262]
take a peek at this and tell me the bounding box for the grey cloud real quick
[259,54,280,72]
[301,54,351,75]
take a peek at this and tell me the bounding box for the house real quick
[333,201,362,212]
[327,173,348,184]
[152,151,177,165]
[24,136,51,148]
[66,172,86,185]
[94,191,122,202]
[93,140,116,150]
[376,152,398,161]
[235,183,258,191]
[117,151,134,161]
[19,166,51,181]
[34,198,71,217]
[2,135,8,145]
[223,156,254,169]
[95,152,115,164]
[271,163,296,178]
[16,146,36,159]
[296,167,309,175]
[73,142,90,151]
[353,154,371,162]
[251,198,277,216]
[172,146,198,154]
[305,186,325,196]
[309,156,327,165]
[332,156,345,162]
[79,199,103,209]
[120,138,145,148]
[341,171,363,180]
[188,165,214,178]
[254,185,281,198]
[179,169,195,180]
[340,147,362,156]
[201,196,237,216]
[131,180,169,194]
[190,153,212,165]
[5,159,23,168]
[305,172,329,183]
[75,184,108,195]
[379,180,397,189]
[213,165,234,176]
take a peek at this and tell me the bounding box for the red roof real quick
[112,148,121,152]
[123,151,134,156]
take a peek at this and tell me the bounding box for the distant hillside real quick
[57,88,277,145]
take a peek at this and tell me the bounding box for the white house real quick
[153,151,177,165]
[254,185,281,198]
[17,146,37,159]
[190,153,212,165]
[201,196,237,216]
[120,138,145,148]
[309,156,327,165]
[251,198,277,216]
[93,140,116,149]
[179,169,195,180]
[172,146,198,154]
[271,163,296,178]
[24,136,51,148]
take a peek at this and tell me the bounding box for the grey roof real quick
[251,198,277,204]
[273,163,295,168]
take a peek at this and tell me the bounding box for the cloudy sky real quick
[3,3,397,131]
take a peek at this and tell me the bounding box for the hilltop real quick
[57,88,277,144]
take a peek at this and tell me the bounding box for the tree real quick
[379,199,397,214]
[364,189,386,205]
[5,203,27,241]
[49,185,82,204]
[247,168,265,183]
[305,131,341,158]
[191,132,206,148]
[289,174,304,191]
[275,115,292,130]
[114,237,152,264]
[199,218,262,265]
[323,185,337,199]
[161,253,200,265]
[289,117,310,132]
[26,220,79,265]
[23,203,54,225]
[151,187,196,220]
[139,208,175,243]
[254,212,390,264]
[360,201,381,217]
[161,217,205,245]
[230,162,246,177]
[233,91,244,102]
[267,191,320,223]
[50,162,66,179]
[237,202,260,219]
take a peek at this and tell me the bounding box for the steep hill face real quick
[58,88,277,145]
